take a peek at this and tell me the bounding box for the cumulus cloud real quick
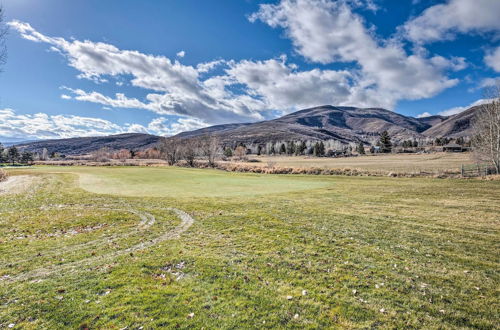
[7,20,266,124]
[249,0,462,109]
[0,108,208,140]
[416,112,431,118]
[0,108,123,139]
[485,47,500,72]
[176,50,186,58]
[403,0,500,44]
[8,8,467,128]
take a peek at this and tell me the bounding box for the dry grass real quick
[0,169,7,182]
[237,152,473,175]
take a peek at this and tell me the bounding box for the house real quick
[443,142,464,152]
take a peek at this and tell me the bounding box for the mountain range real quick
[12,105,479,155]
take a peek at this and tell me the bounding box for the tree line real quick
[0,144,34,165]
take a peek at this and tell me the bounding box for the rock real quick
[286,295,293,300]
[293,314,299,319]
[302,290,308,296]
[187,313,195,319]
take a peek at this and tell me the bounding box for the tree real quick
[21,151,34,165]
[199,135,221,167]
[279,143,286,154]
[234,146,247,160]
[379,131,392,153]
[257,145,262,156]
[0,7,7,72]
[471,85,500,173]
[223,147,233,158]
[182,139,198,167]
[0,143,5,163]
[357,142,365,154]
[269,145,276,155]
[318,141,325,156]
[159,138,181,165]
[8,146,19,165]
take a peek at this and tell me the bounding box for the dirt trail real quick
[0,207,195,283]
[0,175,36,195]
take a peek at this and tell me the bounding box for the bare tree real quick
[234,146,247,160]
[0,7,7,72]
[472,84,500,174]
[159,137,181,165]
[182,139,198,167]
[199,135,221,167]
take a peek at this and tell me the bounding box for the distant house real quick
[443,142,465,152]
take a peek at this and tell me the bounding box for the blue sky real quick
[0,0,499,141]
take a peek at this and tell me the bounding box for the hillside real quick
[14,105,480,154]
[422,105,479,138]
[174,105,433,144]
[16,133,161,155]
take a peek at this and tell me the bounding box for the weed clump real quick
[0,169,8,182]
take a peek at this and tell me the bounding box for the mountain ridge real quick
[12,105,479,155]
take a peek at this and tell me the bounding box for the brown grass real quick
[0,169,8,182]
[238,152,472,174]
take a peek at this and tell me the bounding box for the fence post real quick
[461,164,464,177]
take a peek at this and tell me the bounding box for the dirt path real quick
[0,175,37,195]
[0,207,195,283]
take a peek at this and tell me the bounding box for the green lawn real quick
[1,166,499,329]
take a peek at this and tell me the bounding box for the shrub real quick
[0,169,8,182]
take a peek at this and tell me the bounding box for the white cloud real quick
[403,0,500,44]
[60,94,72,100]
[438,98,492,116]
[176,50,186,58]
[147,117,207,136]
[416,112,431,118]
[0,108,123,139]
[0,108,209,140]
[485,47,500,72]
[7,20,266,124]
[249,0,462,109]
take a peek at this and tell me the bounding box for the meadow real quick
[0,166,499,329]
[242,152,473,175]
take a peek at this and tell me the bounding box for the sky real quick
[0,0,499,141]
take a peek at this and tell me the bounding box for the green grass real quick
[1,166,499,329]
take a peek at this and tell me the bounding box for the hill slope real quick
[174,105,432,144]
[16,133,161,155]
[422,106,479,138]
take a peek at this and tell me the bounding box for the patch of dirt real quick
[0,175,37,195]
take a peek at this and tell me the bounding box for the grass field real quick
[1,166,499,328]
[243,152,473,174]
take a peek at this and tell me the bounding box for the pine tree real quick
[8,146,20,165]
[21,151,34,164]
[270,145,276,155]
[257,145,262,156]
[318,141,325,156]
[357,142,365,154]
[280,143,286,154]
[379,131,392,153]
[224,147,233,157]
[0,143,5,163]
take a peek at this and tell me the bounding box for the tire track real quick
[1,208,194,283]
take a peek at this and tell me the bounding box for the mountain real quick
[422,105,479,138]
[416,115,448,127]
[15,133,161,155]
[14,104,480,155]
[173,105,433,144]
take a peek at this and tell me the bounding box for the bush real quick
[0,169,8,182]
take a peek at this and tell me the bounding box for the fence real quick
[461,164,497,177]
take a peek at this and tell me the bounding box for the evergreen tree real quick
[297,141,307,155]
[223,147,233,157]
[412,140,418,148]
[0,143,5,163]
[257,145,262,156]
[357,142,365,154]
[379,131,392,153]
[21,151,34,164]
[279,143,286,154]
[8,146,20,165]
[270,145,276,155]
[318,141,325,156]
